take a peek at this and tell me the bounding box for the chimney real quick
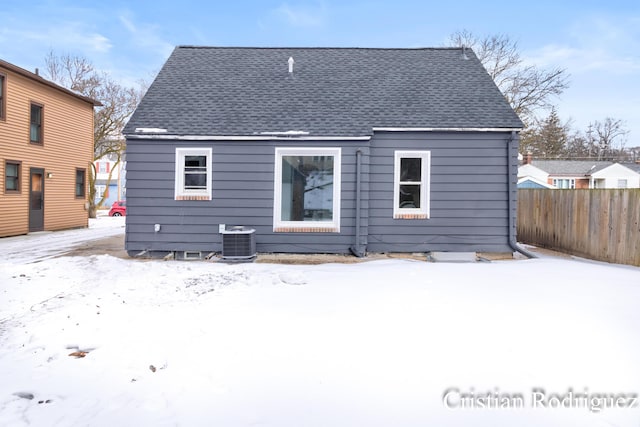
[523,151,533,165]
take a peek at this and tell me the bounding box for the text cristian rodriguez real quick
[443,387,638,413]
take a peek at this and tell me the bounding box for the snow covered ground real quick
[0,216,125,264]
[1,218,639,427]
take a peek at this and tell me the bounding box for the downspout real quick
[507,131,537,259]
[350,148,366,257]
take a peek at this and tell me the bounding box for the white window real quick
[552,178,575,189]
[273,147,341,232]
[175,148,212,200]
[394,151,430,219]
[96,185,106,198]
[98,162,107,173]
[618,179,628,189]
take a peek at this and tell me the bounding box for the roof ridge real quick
[175,45,463,51]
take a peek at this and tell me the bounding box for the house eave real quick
[0,59,102,107]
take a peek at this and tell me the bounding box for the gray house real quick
[123,46,524,259]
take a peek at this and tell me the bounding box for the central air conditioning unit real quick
[221,226,256,262]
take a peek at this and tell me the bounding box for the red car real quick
[108,200,126,216]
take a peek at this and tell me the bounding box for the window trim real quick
[273,147,341,233]
[174,147,212,200]
[4,160,21,193]
[29,102,44,145]
[0,72,6,121]
[393,150,431,219]
[75,168,86,198]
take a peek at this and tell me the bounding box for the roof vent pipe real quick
[288,56,294,74]
[461,46,469,60]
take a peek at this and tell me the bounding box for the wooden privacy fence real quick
[517,189,640,267]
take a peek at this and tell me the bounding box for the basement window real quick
[393,151,430,219]
[175,148,212,200]
[273,147,341,232]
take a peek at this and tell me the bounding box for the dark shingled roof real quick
[124,46,523,137]
[532,160,614,175]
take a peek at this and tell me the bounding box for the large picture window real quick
[394,150,430,219]
[274,147,341,232]
[175,148,212,200]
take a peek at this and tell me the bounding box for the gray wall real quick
[367,131,515,253]
[125,139,368,256]
[125,130,516,256]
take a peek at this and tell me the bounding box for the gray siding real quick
[125,139,369,255]
[367,131,515,253]
[125,130,517,256]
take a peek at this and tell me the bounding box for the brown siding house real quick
[0,59,100,237]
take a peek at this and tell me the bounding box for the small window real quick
[618,179,628,189]
[5,160,21,192]
[30,103,43,144]
[175,148,212,200]
[98,162,107,173]
[273,147,341,232]
[75,168,86,198]
[95,185,106,198]
[394,151,430,219]
[0,73,6,120]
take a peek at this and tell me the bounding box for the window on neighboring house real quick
[30,103,43,144]
[618,179,628,189]
[96,185,106,198]
[75,168,86,198]
[0,73,6,120]
[5,161,21,192]
[98,162,108,173]
[394,151,431,219]
[553,178,575,189]
[273,147,341,232]
[175,148,212,200]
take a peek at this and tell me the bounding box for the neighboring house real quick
[520,156,640,189]
[94,158,126,207]
[517,163,555,189]
[0,59,100,238]
[123,46,523,259]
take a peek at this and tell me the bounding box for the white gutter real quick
[125,134,371,141]
[126,127,523,140]
[372,127,523,132]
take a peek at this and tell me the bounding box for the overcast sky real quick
[1,0,638,145]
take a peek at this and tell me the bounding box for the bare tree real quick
[589,117,629,161]
[44,52,145,217]
[448,30,569,125]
